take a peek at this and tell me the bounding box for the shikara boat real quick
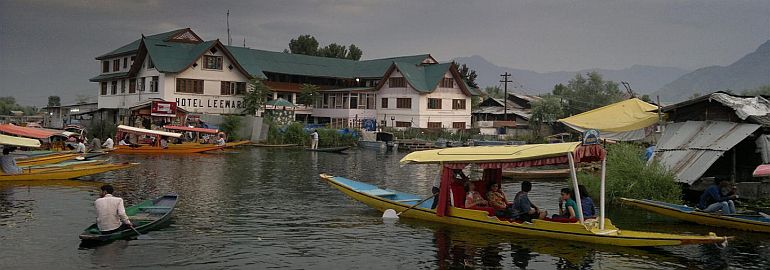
[112,125,223,154]
[620,198,770,233]
[0,163,138,181]
[306,146,351,153]
[22,159,108,169]
[16,153,80,166]
[322,139,730,247]
[80,193,178,242]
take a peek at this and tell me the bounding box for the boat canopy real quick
[0,134,41,148]
[559,98,660,141]
[400,142,604,168]
[163,125,219,134]
[0,124,64,139]
[117,125,182,138]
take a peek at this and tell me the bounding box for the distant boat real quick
[306,146,351,153]
[620,198,770,233]
[80,193,178,243]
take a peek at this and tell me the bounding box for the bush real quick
[576,143,682,204]
[220,115,242,141]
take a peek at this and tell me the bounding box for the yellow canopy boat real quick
[0,162,138,181]
[112,125,223,154]
[16,153,80,166]
[321,133,730,247]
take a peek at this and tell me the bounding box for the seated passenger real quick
[699,178,737,215]
[578,185,596,218]
[553,188,580,219]
[512,181,547,222]
[486,183,509,210]
[1,147,22,175]
[464,183,488,208]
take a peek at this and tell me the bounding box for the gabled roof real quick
[96,29,189,60]
[375,62,477,96]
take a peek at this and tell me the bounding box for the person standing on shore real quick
[310,130,319,149]
[94,184,132,234]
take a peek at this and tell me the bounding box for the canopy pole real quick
[600,157,606,230]
[567,153,584,223]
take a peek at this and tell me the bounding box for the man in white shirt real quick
[310,130,319,149]
[1,147,22,174]
[94,184,132,234]
[74,139,87,153]
[102,137,114,149]
[216,134,226,146]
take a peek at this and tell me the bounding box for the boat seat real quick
[362,189,396,197]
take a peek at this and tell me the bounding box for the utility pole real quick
[500,72,512,121]
[226,10,232,46]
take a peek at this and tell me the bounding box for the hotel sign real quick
[175,97,244,110]
[151,101,177,117]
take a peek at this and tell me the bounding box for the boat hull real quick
[79,194,178,242]
[306,146,350,153]
[620,198,770,233]
[0,163,138,181]
[321,174,729,247]
[16,153,79,166]
[112,145,223,154]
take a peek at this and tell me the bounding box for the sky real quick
[1,0,768,106]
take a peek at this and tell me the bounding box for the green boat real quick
[79,193,178,242]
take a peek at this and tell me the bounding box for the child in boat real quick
[512,181,547,222]
[578,185,596,218]
[465,182,488,208]
[553,188,580,220]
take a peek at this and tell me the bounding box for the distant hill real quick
[452,55,690,95]
[654,40,770,102]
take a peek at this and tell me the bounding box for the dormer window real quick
[389,77,406,88]
[147,57,155,69]
[203,55,223,70]
[440,78,454,88]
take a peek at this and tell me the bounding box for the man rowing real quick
[95,184,133,234]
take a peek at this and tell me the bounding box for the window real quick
[102,61,109,73]
[440,78,454,88]
[453,122,466,129]
[452,99,466,110]
[111,81,117,95]
[150,76,159,92]
[147,57,155,69]
[396,121,411,127]
[396,98,411,109]
[129,79,136,93]
[389,77,406,88]
[203,55,223,70]
[176,78,204,94]
[221,81,246,95]
[123,57,128,69]
[428,122,442,129]
[381,98,388,108]
[138,77,145,92]
[112,59,119,72]
[428,98,442,109]
[350,94,358,109]
[235,82,246,95]
[130,56,135,64]
[100,82,107,95]
[121,80,126,93]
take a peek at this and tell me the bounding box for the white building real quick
[92,28,478,128]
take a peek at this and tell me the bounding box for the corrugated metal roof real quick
[654,121,760,184]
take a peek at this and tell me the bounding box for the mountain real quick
[452,55,690,95]
[655,40,770,102]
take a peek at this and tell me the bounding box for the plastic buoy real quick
[382,209,399,219]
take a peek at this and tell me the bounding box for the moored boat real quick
[0,163,138,181]
[79,193,178,242]
[112,125,223,154]
[306,146,351,153]
[16,153,80,166]
[620,198,770,233]
[321,139,731,247]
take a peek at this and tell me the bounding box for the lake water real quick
[1,148,768,269]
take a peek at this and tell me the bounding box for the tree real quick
[743,85,770,96]
[47,96,61,107]
[242,79,273,115]
[298,84,320,106]
[347,44,362,60]
[552,72,623,115]
[0,96,36,115]
[484,86,504,99]
[640,94,652,103]
[530,95,566,135]
[318,43,348,59]
[75,95,93,104]
[457,63,479,88]
[288,35,319,56]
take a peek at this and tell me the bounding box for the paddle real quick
[383,193,437,219]
[129,225,151,240]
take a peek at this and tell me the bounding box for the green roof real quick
[394,62,452,93]
[96,29,188,60]
[144,39,216,73]
[89,72,129,82]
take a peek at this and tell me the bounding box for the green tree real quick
[457,63,479,88]
[553,72,623,115]
[743,85,770,96]
[529,95,565,135]
[318,43,348,59]
[640,94,652,103]
[220,115,242,141]
[47,96,61,107]
[0,96,34,115]
[347,44,363,60]
[484,86,504,99]
[298,84,320,106]
[288,35,319,56]
[242,79,273,115]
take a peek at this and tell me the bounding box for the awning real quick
[401,142,586,165]
[559,98,660,141]
[89,72,130,82]
[117,125,182,138]
[0,134,41,148]
[0,124,64,139]
[163,125,219,134]
[653,121,760,184]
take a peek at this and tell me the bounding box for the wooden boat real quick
[225,141,251,148]
[0,163,138,181]
[322,139,730,247]
[79,193,178,242]
[620,198,770,233]
[16,153,80,166]
[306,146,351,153]
[22,159,108,169]
[250,143,298,147]
[112,125,223,154]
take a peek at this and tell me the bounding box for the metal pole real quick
[567,153,584,223]
[600,157,606,230]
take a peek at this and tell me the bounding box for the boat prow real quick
[620,198,770,233]
[1,162,139,181]
[321,174,731,247]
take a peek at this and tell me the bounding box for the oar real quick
[383,194,437,219]
[129,225,151,240]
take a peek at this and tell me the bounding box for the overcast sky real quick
[1,0,768,106]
